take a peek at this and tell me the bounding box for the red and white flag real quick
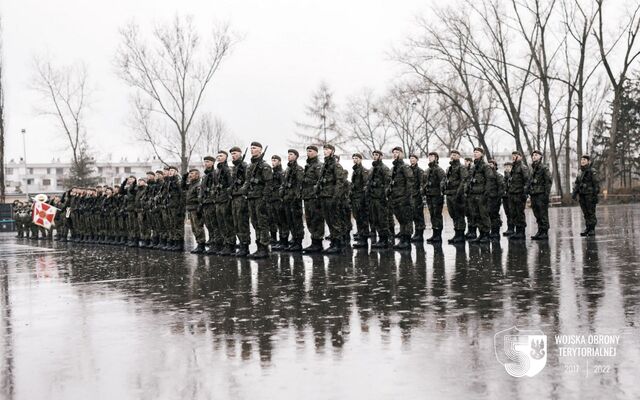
[32,201,58,230]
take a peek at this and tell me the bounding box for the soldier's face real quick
[271,159,280,168]
[204,160,214,169]
[231,151,241,161]
[323,148,332,158]
[288,152,297,162]
[353,157,362,165]
[373,153,381,161]
[451,153,460,161]
[474,150,483,159]
[504,165,512,173]
[127,177,135,185]
[168,169,177,177]
[532,153,542,162]
[392,150,401,160]
[156,173,164,181]
[489,163,496,170]
[251,146,261,157]
[216,154,227,164]
[138,180,147,187]
[409,157,418,166]
[512,154,518,161]
[428,155,436,163]
[189,171,198,181]
[146,174,155,182]
[307,149,317,158]
[580,158,589,166]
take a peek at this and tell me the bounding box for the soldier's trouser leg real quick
[127,212,138,240]
[369,198,390,238]
[446,195,466,231]
[352,197,370,236]
[188,210,206,244]
[202,204,221,245]
[161,209,171,240]
[321,197,344,240]
[391,196,413,237]
[232,196,250,244]
[411,198,426,231]
[579,194,597,227]
[530,194,549,230]
[502,197,512,227]
[248,198,271,246]
[508,194,527,228]
[304,198,324,241]
[426,196,444,230]
[277,201,289,241]
[469,194,490,233]
[284,199,304,241]
[215,201,235,245]
[267,201,279,237]
[138,213,149,240]
[487,197,502,230]
[465,197,476,230]
[171,208,185,242]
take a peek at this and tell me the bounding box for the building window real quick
[26,179,34,185]
[124,167,132,173]
[42,179,51,186]
[6,168,12,174]
[115,167,119,173]
[28,168,33,174]
[46,168,51,174]
[56,168,64,174]
[98,167,103,173]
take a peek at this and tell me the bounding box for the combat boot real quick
[371,235,391,249]
[131,238,140,248]
[393,235,411,250]
[369,232,378,246]
[580,226,589,236]
[303,239,323,254]
[465,227,477,240]
[535,230,548,240]
[352,237,368,249]
[235,243,250,257]
[426,229,439,243]
[323,239,342,254]
[451,229,466,244]
[471,230,489,243]
[428,229,442,243]
[270,232,278,246]
[585,225,596,236]
[287,239,303,252]
[503,225,515,236]
[530,230,541,240]
[249,243,270,259]
[217,244,232,256]
[274,237,288,251]
[489,228,500,240]
[175,240,185,252]
[410,230,424,243]
[190,243,205,254]
[509,226,526,241]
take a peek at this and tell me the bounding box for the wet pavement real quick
[1,204,639,400]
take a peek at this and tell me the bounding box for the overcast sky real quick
[2,0,432,164]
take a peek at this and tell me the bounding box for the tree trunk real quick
[563,88,573,204]
[542,80,563,197]
[606,90,622,192]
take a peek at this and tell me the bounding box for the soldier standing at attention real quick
[443,150,467,244]
[214,150,235,256]
[572,155,600,236]
[389,146,415,250]
[230,146,250,257]
[185,169,206,253]
[351,153,370,248]
[302,145,325,254]
[508,151,530,241]
[467,147,493,243]
[243,142,273,259]
[408,154,425,243]
[269,155,287,250]
[281,149,305,251]
[528,150,552,240]
[123,176,138,247]
[502,162,514,236]
[368,150,392,249]
[422,152,446,243]
[165,166,185,252]
[199,156,219,254]
[317,144,347,254]
[135,177,150,247]
[486,160,505,240]
[463,157,477,240]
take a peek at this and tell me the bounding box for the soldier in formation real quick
[32,143,598,255]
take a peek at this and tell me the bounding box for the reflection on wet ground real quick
[1,205,639,399]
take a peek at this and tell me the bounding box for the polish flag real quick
[32,201,58,229]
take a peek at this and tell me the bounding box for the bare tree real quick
[380,83,430,156]
[32,56,90,170]
[593,0,640,191]
[291,82,347,150]
[511,0,566,196]
[194,113,234,158]
[116,15,234,173]
[0,17,5,202]
[343,89,391,157]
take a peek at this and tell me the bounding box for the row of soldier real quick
[20,142,601,257]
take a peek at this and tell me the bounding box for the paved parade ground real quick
[0,204,639,400]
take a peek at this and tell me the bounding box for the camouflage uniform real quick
[502,168,513,235]
[231,158,250,254]
[214,161,235,254]
[244,154,273,257]
[200,167,220,250]
[422,160,445,241]
[302,155,324,252]
[466,158,493,241]
[268,163,287,247]
[350,163,370,242]
[444,159,468,243]
[135,184,151,245]
[572,162,600,235]
[409,163,425,240]
[528,159,552,237]
[389,158,414,249]
[507,159,530,240]
[486,167,505,238]
[367,159,392,248]
[317,155,348,251]
[185,175,206,247]
[282,159,305,250]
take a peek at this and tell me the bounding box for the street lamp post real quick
[21,129,28,199]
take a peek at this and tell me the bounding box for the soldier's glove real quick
[571,192,578,201]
